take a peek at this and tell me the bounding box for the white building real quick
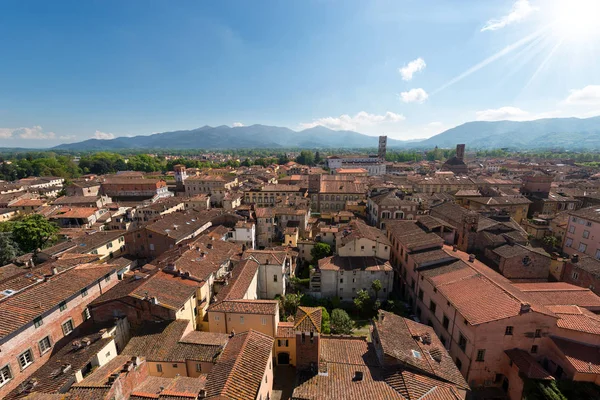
[326,155,386,176]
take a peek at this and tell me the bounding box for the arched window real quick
[394,211,404,219]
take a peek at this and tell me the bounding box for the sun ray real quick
[520,38,564,94]
[431,26,550,96]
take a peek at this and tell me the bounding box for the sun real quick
[550,0,600,40]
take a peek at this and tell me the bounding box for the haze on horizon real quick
[1,0,600,148]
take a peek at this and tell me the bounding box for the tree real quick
[354,289,371,316]
[371,279,382,300]
[0,233,21,265]
[542,235,560,249]
[295,150,315,166]
[12,214,59,253]
[314,151,322,164]
[311,242,331,262]
[281,292,303,317]
[320,306,331,334]
[330,309,353,334]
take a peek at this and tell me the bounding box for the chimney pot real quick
[452,245,457,252]
[468,254,475,262]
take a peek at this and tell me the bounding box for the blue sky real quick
[1,0,600,147]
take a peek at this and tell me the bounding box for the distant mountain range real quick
[51,116,600,151]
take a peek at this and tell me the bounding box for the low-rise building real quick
[563,207,600,258]
[367,190,417,229]
[336,220,391,260]
[312,256,393,301]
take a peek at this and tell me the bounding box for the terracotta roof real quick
[130,376,207,400]
[89,265,157,306]
[205,330,274,400]
[145,209,225,242]
[569,206,600,223]
[550,337,600,374]
[129,270,199,310]
[374,311,468,389]
[504,349,554,380]
[369,191,414,208]
[213,258,259,301]
[155,235,242,282]
[208,299,278,315]
[294,307,322,333]
[337,220,391,247]
[276,321,295,338]
[244,249,287,265]
[547,305,600,335]
[513,282,600,310]
[6,333,112,398]
[122,320,225,363]
[386,220,444,252]
[0,263,116,340]
[318,256,393,272]
[50,207,97,219]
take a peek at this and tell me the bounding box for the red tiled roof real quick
[294,307,322,333]
[505,349,554,380]
[205,330,274,400]
[129,270,199,310]
[208,299,278,315]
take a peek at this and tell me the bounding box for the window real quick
[340,278,343,284]
[583,230,590,239]
[59,301,67,312]
[156,364,163,372]
[172,364,178,368]
[214,315,220,321]
[81,288,88,297]
[572,271,579,280]
[62,319,74,336]
[196,363,202,372]
[418,289,423,301]
[569,225,575,234]
[596,249,600,260]
[34,316,43,328]
[82,308,91,320]
[39,336,52,355]
[0,365,12,386]
[240,316,244,324]
[566,238,573,248]
[535,329,542,338]
[443,315,449,330]
[430,301,437,314]
[505,326,514,336]
[274,274,278,282]
[149,243,155,251]
[301,333,306,343]
[261,317,267,325]
[104,274,111,282]
[361,246,364,251]
[476,349,485,362]
[455,358,462,371]
[531,345,538,354]
[578,243,587,253]
[458,333,467,352]
[18,349,34,370]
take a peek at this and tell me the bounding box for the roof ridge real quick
[219,330,252,396]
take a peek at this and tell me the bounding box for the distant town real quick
[1,137,600,400]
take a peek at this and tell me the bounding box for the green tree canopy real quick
[12,214,59,253]
[330,309,353,335]
[354,289,372,316]
[295,150,315,166]
[371,279,382,300]
[311,242,331,262]
[0,233,22,265]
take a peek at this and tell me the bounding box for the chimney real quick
[353,371,364,381]
[379,311,385,323]
[520,302,531,314]
[207,243,213,250]
[468,254,476,262]
[452,245,457,252]
[52,267,59,275]
[572,254,579,263]
[62,364,72,374]
[229,330,235,338]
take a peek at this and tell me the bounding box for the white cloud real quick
[300,111,405,131]
[400,88,429,103]
[0,128,13,139]
[564,85,600,105]
[428,121,443,127]
[476,106,530,121]
[94,130,115,140]
[481,0,537,32]
[0,126,56,140]
[399,58,426,81]
[232,122,244,127]
[59,135,77,141]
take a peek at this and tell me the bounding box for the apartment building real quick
[0,263,118,398]
[184,174,238,206]
[336,220,391,260]
[313,256,393,301]
[244,184,305,206]
[245,249,290,299]
[387,219,600,398]
[367,190,417,228]
[466,196,532,224]
[307,174,367,213]
[561,254,600,296]
[101,178,170,200]
[563,207,600,258]
[38,230,126,262]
